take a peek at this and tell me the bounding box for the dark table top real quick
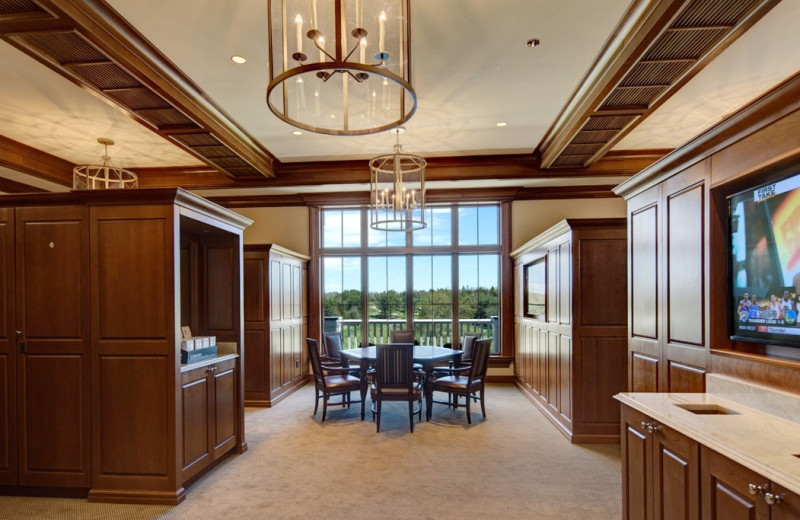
[340,345,461,366]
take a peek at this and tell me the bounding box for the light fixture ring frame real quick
[266,61,417,136]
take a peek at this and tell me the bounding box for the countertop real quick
[616,390,800,495]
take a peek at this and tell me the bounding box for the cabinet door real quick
[181,366,211,483]
[700,446,768,520]
[770,482,800,520]
[621,406,653,520]
[652,421,699,520]
[210,360,236,459]
[16,206,90,487]
[0,208,14,485]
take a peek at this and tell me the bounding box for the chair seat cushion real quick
[325,374,361,390]
[432,375,482,391]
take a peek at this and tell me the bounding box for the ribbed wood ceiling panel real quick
[546,0,770,169]
[0,0,45,16]
[0,0,274,179]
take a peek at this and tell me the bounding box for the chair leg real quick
[314,388,320,416]
[466,392,472,424]
[376,399,382,432]
[322,392,328,422]
[408,400,415,433]
[480,388,486,418]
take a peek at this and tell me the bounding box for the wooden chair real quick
[433,333,479,377]
[432,338,491,424]
[389,329,415,344]
[306,338,364,421]
[322,332,360,375]
[370,343,423,433]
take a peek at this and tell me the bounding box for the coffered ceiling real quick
[0,0,799,199]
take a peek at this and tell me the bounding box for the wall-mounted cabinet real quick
[243,244,309,407]
[512,219,628,443]
[0,189,251,505]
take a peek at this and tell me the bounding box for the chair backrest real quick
[306,338,325,387]
[323,332,344,359]
[461,334,479,362]
[390,329,415,344]
[375,343,415,391]
[468,338,491,384]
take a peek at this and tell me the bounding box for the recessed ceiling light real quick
[496,122,508,127]
[231,55,247,64]
[526,38,540,48]
[292,130,302,136]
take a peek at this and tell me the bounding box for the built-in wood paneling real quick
[617,72,800,394]
[0,208,14,485]
[631,352,659,392]
[244,245,308,407]
[631,203,659,339]
[666,182,704,347]
[16,206,90,488]
[513,219,627,443]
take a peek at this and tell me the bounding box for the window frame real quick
[310,202,513,365]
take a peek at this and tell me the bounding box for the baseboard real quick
[87,487,185,505]
[486,374,515,384]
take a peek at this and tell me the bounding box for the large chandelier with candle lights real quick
[369,127,426,231]
[267,0,416,135]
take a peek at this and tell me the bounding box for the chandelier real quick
[72,138,138,190]
[266,0,416,135]
[369,127,426,231]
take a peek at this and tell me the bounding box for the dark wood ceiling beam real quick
[207,185,620,209]
[132,150,665,190]
[538,0,780,170]
[0,176,48,194]
[0,135,73,186]
[0,0,276,179]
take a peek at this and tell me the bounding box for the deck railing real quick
[334,318,496,351]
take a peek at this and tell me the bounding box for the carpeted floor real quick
[0,384,622,519]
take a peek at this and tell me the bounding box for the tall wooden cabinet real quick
[243,244,309,407]
[0,189,251,505]
[512,219,628,443]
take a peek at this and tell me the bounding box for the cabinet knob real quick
[764,492,782,505]
[748,483,765,495]
[207,365,218,373]
[640,421,649,430]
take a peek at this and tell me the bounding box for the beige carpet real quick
[0,384,622,519]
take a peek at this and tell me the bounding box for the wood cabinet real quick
[512,219,628,443]
[243,245,309,407]
[181,357,237,483]
[0,205,91,488]
[624,164,708,393]
[0,189,251,505]
[621,405,699,520]
[701,447,800,520]
[621,404,800,520]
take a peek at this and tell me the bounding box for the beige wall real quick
[236,206,311,255]
[510,198,627,251]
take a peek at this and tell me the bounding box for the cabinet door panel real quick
[18,354,87,486]
[631,352,659,392]
[701,446,768,520]
[666,184,704,347]
[622,406,651,520]
[244,330,266,395]
[270,328,282,392]
[771,482,800,520]
[16,207,90,487]
[0,209,14,485]
[211,365,236,459]
[653,425,699,520]
[181,371,210,482]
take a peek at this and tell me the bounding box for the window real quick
[318,204,504,354]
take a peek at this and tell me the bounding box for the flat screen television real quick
[729,171,800,346]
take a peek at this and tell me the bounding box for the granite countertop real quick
[615,389,800,495]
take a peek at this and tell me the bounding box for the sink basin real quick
[674,403,740,415]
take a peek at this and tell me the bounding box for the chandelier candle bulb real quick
[311,0,317,29]
[359,37,366,64]
[356,0,362,27]
[295,14,303,56]
[318,36,325,62]
[379,11,386,55]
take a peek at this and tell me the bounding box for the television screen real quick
[729,172,800,345]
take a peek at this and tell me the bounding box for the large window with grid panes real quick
[318,204,504,354]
